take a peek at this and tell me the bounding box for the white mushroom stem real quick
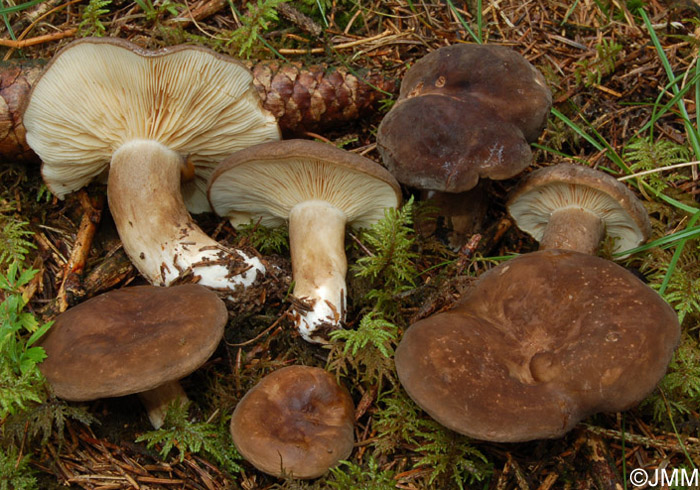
[138,380,188,429]
[288,200,348,343]
[108,140,265,291]
[539,206,605,255]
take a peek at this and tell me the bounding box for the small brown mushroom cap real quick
[230,365,355,479]
[377,44,552,193]
[507,163,652,254]
[39,284,227,401]
[395,250,679,442]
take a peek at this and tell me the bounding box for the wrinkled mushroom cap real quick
[395,250,679,442]
[208,139,401,228]
[23,37,280,213]
[377,44,552,192]
[508,164,652,254]
[39,284,227,401]
[230,365,355,479]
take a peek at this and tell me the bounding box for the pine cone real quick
[252,61,396,134]
[0,60,45,163]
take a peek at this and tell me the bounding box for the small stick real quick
[168,0,226,25]
[277,29,395,55]
[226,306,290,346]
[0,28,77,49]
[3,0,82,61]
[56,191,104,312]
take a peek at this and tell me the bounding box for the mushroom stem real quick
[107,140,265,291]
[138,380,189,429]
[539,207,605,255]
[288,200,348,343]
[422,185,489,250]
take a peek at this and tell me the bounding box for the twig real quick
[3,0,82,60]
[226,306,291,346]
[617,160,700,181]
[584,424,700,455]
[278,29,395,55]
[0,28,77,48]
[56,192,104,312]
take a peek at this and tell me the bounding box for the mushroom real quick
[208,139,401,343]
[507,163,652,256]
[377,44,552,247]
[395,249,680,442]
[22,38,280,295]
[39,284,227,429]
[230,365,355,479]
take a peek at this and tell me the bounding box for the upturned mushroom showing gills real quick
[39,284,227,429]
[208,139,401,343]
[507,163,651,256]
[22,38,281,294]
[395,250,680,442]
[230,365,355,479]
[377,44,552,247]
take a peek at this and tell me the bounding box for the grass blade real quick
[0,0,44,15]
[658,212,700,296]
[614,224,700,257]
[445,0,481,44]
[639,8,700,159]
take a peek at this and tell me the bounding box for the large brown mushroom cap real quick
[395,250,680,442]
[230,365,355,479]
[39,284,227,401]
[23,37,280,213]
[377,44,552,193]
[508,163,652,254]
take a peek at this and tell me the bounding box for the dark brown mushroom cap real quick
[377,94,532,192]
[230,365,355,479]
[508,163,652,254]
[39,284,227,401]
[398,44,552,142]
[377,44,552,192]
[395,250,679,442]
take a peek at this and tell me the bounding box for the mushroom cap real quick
[208,139,401,228]
[507,164,652,254]
[39,284,228,401]
[395,250,679,442]
[398,44,552,142]
[230,365,355,479]
[22,37,280,213]
[377,95,532,192]
[377,44,552,192]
